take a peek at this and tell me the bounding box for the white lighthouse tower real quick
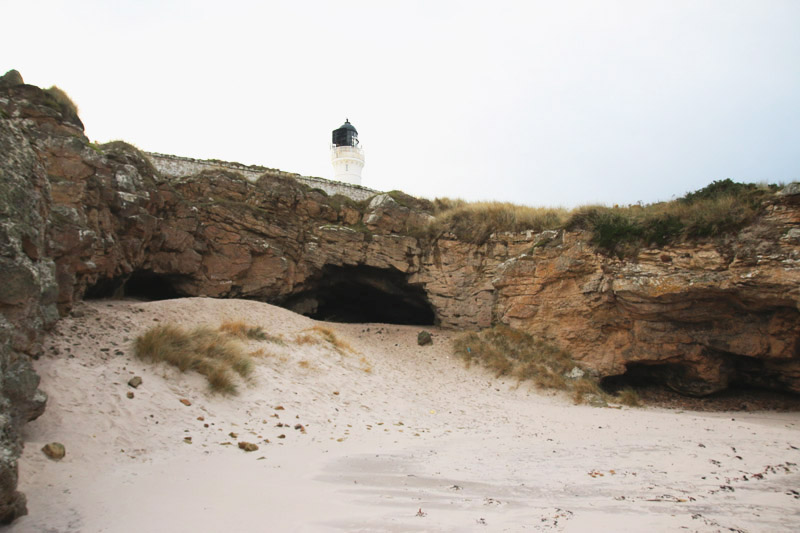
[330,119,364,185]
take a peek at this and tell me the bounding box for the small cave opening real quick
[84,271,188,301]
[601,360,800,411]
[600,362,689,393]
[283,265,436,325]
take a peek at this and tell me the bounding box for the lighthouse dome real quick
[332,119,359,146]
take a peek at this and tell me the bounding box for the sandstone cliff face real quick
[1,77,799,521]
[3,79,800,397]
[492,212,800,395]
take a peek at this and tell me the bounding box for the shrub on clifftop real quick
[424,200,570,244]
[43,85,79,116]
[565,179,777,256]
[0,69,24,87]
[417,179,778,255]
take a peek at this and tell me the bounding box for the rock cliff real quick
[1,74,799,521]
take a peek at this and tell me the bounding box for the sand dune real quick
[7,298,800,532]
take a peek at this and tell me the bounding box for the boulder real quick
[0,70,23,88]
[417,331,433,346]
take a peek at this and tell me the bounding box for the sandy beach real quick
[6,298,800,532]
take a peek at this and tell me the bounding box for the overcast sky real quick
[3,0,799,207]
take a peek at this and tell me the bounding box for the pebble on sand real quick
[238,442,258,452]
[417,331,433,346]
[42,442,66,460]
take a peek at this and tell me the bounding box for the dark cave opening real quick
[601,360,800,410]
[283,265,436,325]
[84,271,188,301]
[124,271,186,300]
[600,362,689,393]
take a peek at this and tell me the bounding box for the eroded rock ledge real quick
[1,76,799,521]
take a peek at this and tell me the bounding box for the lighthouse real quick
[330,119,365,185]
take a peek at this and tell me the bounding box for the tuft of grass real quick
[306,326,354,354]
[385,190,435,213]
[453,325,604,404]
[134,324,254,394]
[219,320,283,343]
[99,140,161,179]
[206,365,237,395]
[44,85,79,117]
[219,320,253,337]
[616,387,641,407]
[249,348,273,358]
[572,378,604,405]
[359,355,373,373]
[294,333,322,346]
[424,200,570,245]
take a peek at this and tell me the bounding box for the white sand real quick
[6,298,800,532]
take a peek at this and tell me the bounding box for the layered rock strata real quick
[1,75,799,521]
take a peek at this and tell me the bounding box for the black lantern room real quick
[332,119,359,147]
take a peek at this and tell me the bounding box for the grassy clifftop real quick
[416,179,783,255]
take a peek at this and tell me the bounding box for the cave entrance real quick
[283,265,436,325]
[601,362,689,393]
[601,360,800,410]
[84,271,189,301]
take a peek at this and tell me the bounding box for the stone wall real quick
[146,152,378,202]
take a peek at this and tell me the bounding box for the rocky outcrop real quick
[492,217,800,396]
[1,73,799,521]
[0,79,56,522]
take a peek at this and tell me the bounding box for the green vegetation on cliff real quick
[418,179,780,255]
[565,180,778,256]
[43,85,78,116]
[424,199,569,244]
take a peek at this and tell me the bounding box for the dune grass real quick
[134,321,281,394]
[453,325,650,406]
[358,355,373,374]
[616,387,642,407]
[295,326,355,355]
[219,320,284,344]
[452,325,605,404]
[294,333,322,346]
